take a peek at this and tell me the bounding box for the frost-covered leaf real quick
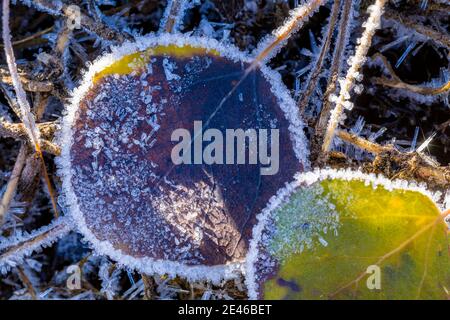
[57,34,308,282]
[246,169,450,299]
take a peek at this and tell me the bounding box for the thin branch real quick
[371,53,450,95]
[160,0,189,33]
[313,0,355,160]
[383,10,450,49]
[0,121,57,140]
[252,0,326,64]
[2,0,59,218]
[17,266,38,299]
[299,0,341,114]
[336,130,450,188]
[0,67,53,92]
[0,218,71,272]
[0,144,27,226]
[336,129,391,154]
[322,0,388,153]
[20,0,130,43]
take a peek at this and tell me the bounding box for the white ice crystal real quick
[159,0,195,34]
[19,0,64,17]
[99,259,122,300]
[323,0,388,152]
[252,0,326,63]
[0,217,71,274]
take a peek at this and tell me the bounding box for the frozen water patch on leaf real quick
[267,183,339,260]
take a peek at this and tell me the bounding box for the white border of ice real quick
[56,33,310,283]
[245,167,448,299]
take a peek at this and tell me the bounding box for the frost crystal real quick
[0,218,71,274]
[253,0,326,63]
[266,183,339,260]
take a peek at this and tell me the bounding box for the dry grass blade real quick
[384,10,450,50]
[17,266,38,299]
[252,0,326,65]
[2,0,41,150]
[0,218,71,269]
[2,0,59,218]
[322,0,388,153]
[314,0,356,149]
[375,76,450,95]
[160,0,189,33]
[299,0,341,114]
[0,144,26,226]
[371,53,450,95]
[0,26,52,48]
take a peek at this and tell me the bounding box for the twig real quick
[0,67,53,92]
[17,266,38,299]
[371,53,450,95]
[0,217,71,271]
[383,10,450,49]
[322,0,388,153]
[20,0,130,43]
[0,144,27,226]
[336,130,450,188]
[2,0,59,218]
[313,0,355,162]
[299,0,341,114]
[336,129,391,154]
[160,0,189,33]
[252,0,326,64]
[0,121,57,140]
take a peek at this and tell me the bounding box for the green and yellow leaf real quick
[247,170,450,300]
